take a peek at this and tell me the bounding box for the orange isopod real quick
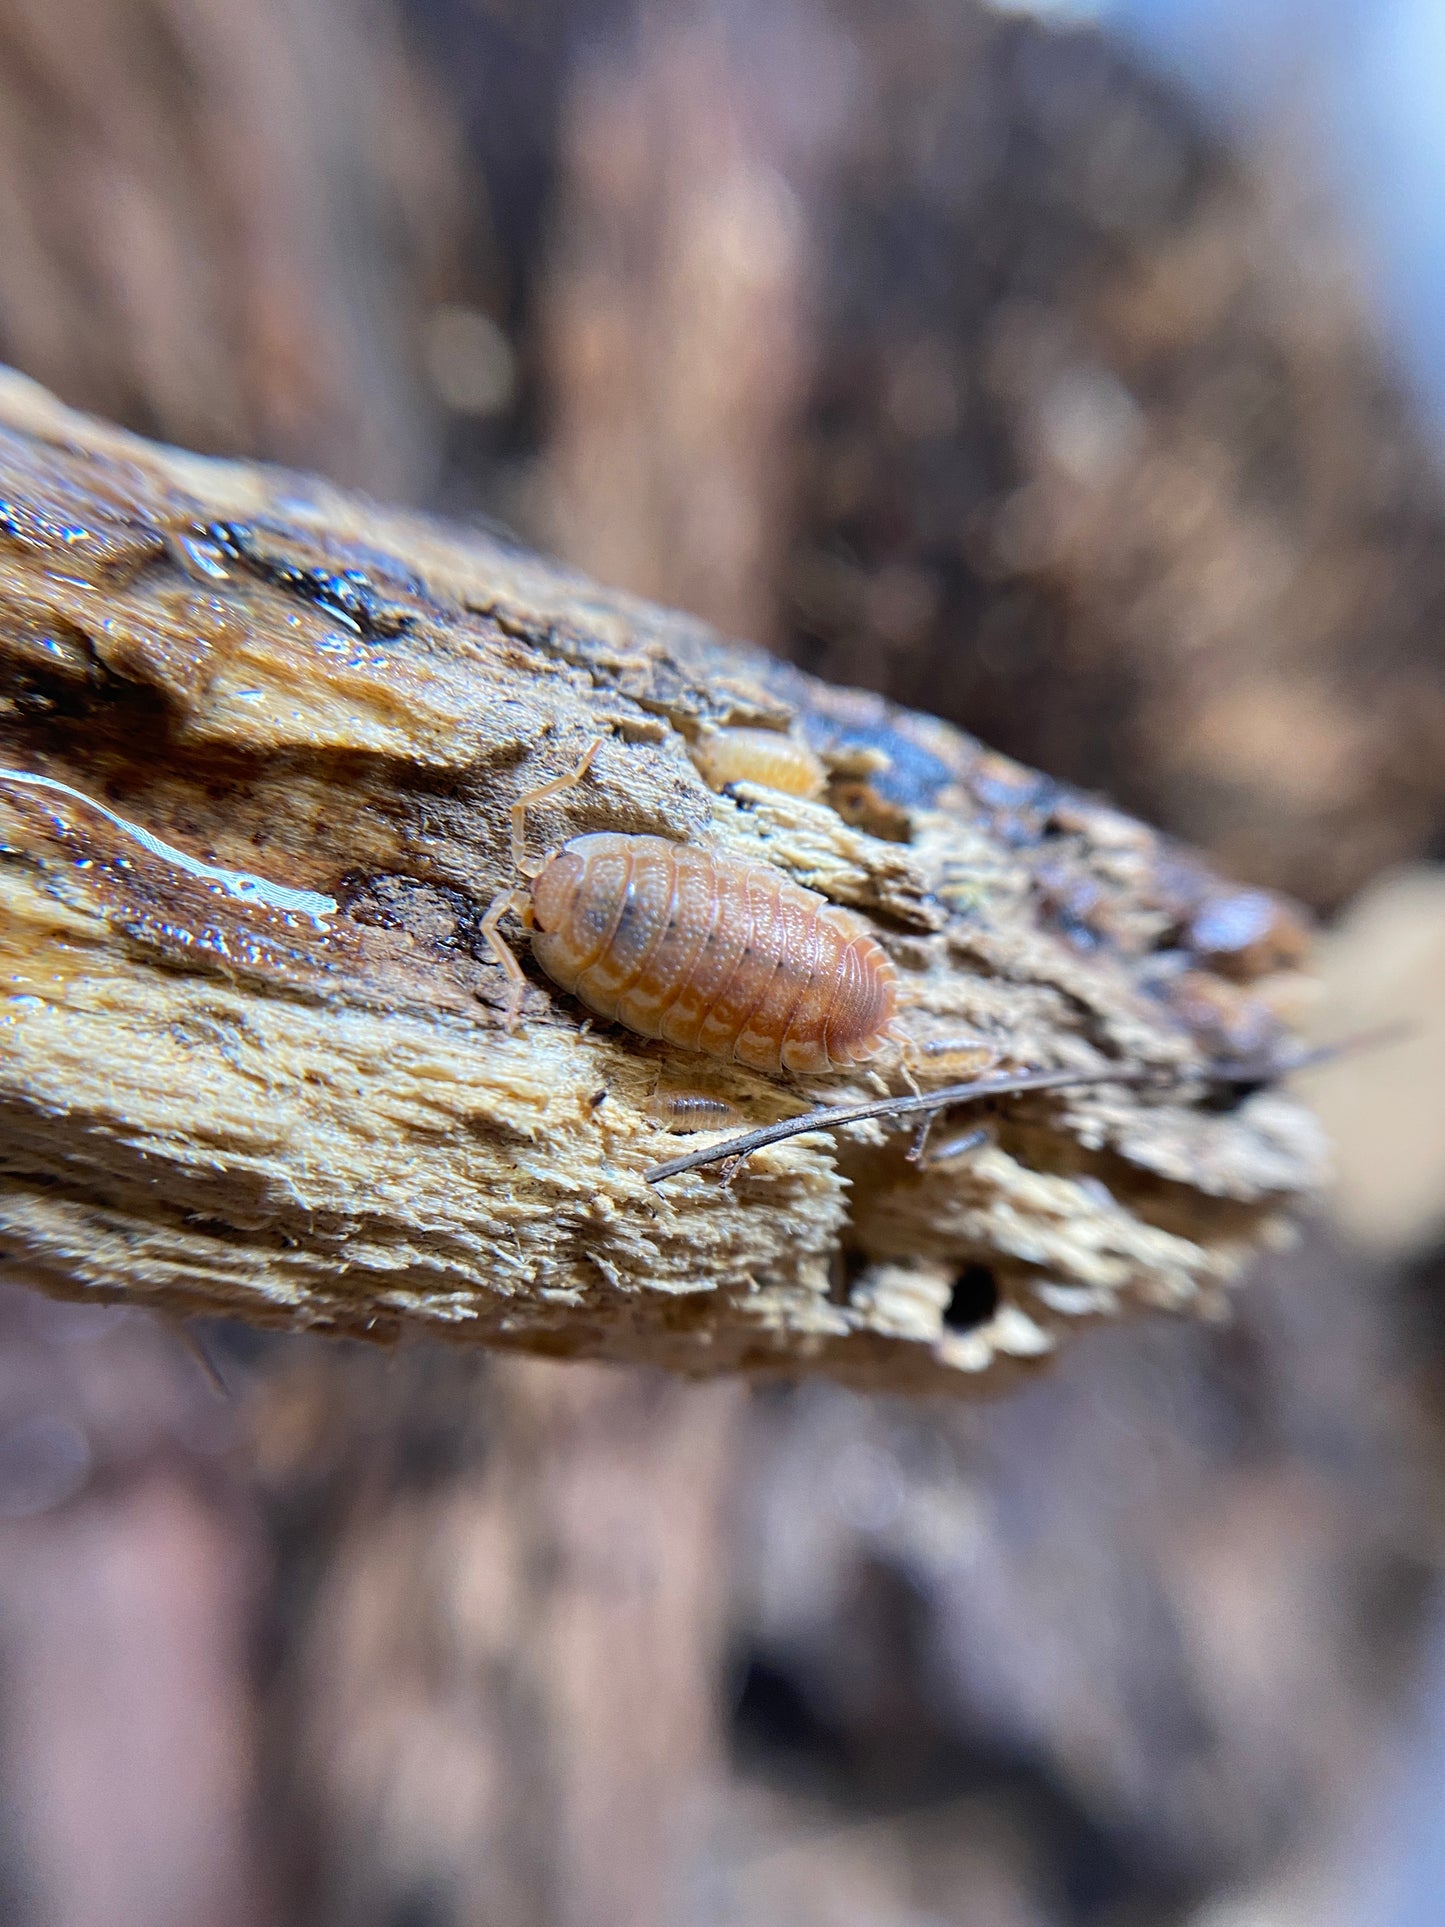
[481,742,899,1076]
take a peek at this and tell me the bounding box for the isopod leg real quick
[510,738,603,876]
[480,887,531,1032]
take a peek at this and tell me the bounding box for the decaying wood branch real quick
[0,369,1325,1391]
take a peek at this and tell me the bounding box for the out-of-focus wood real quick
[0,370,1323,1391]
[0,0,467,499]
[0,1284,265,1927]
[539,1,819,648]
[258,1349,738,1927]
[764,1,1445,910]
[527,0,1445,912]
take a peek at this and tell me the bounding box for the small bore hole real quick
[944,1263,999,1332]
[1199,1076,1267,1114]
[829,1246,870,1306]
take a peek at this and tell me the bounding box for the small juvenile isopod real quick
[912,1036,999,1078]
[689,726,827,799]
[644,1091,743,1132]
[481,741,899,1075]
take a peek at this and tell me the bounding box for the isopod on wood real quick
[689,726,826,799]
[643,1091,743,1132]
[480,740,899,1074]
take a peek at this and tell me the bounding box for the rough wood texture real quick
[0,370,1324,1391]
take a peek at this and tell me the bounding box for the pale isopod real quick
[644,1091,743,1132]
[689,727,826,799]
[481,741,899,1075]
[913,1036,999,1077]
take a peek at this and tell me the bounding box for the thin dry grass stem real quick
[642,1032,1398,1184]
[643,1065,1169,1184]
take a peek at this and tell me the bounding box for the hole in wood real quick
[943,1263,1000,1332]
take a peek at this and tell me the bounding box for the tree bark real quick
[0,369,1323,1391]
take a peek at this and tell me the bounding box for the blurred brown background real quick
[3,1,1445,1923]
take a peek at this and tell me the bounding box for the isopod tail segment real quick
[480,737,603,1032]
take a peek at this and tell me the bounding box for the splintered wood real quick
[0,370,1325,1391]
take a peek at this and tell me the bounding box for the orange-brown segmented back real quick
[528,833,897,1075]
[479,740,900,1072]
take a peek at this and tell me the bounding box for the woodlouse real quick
[689,726,826,799]
[644,1091,743,1132]
[481,741,899,1075]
